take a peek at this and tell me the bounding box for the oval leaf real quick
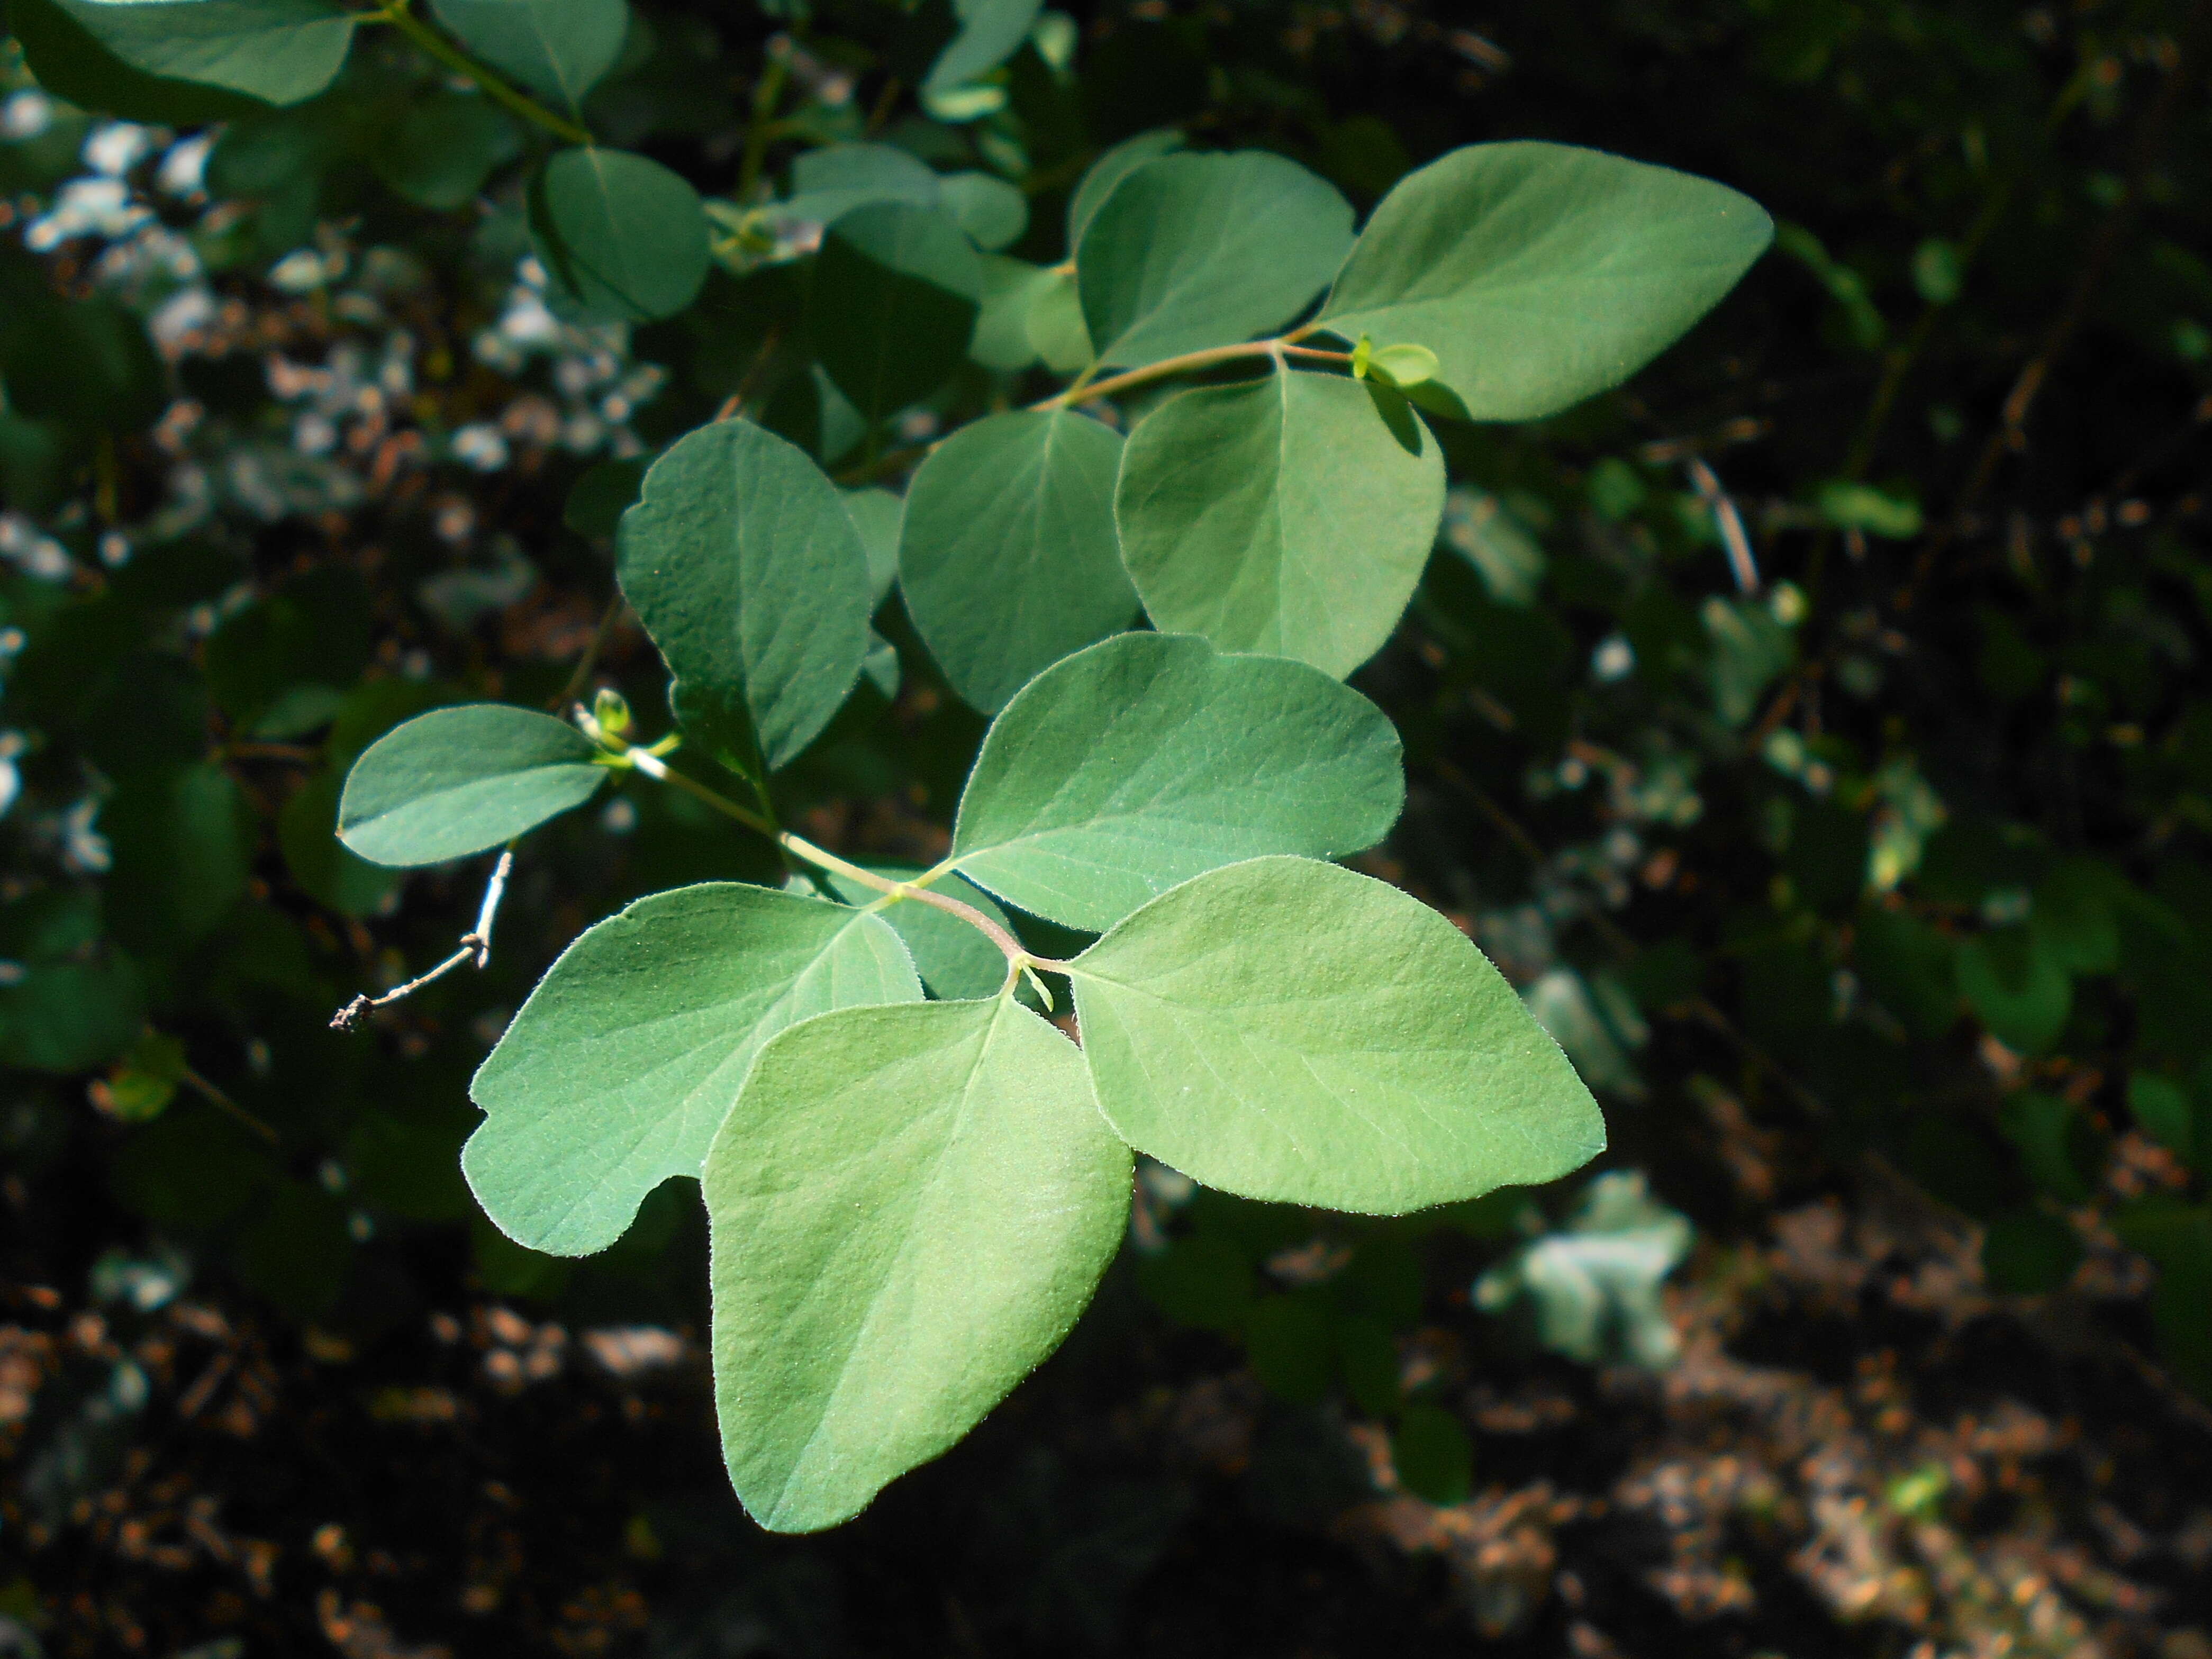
[1066,127,1183,251]
[1069,857,1606,1212]
[338,704,605,867]
[1076,150,1353,370]
[949,632,1404,931]
[900,408,1134,713]
[530,147,710,323]
[40,0,356,105]
[706,996,1130,1531]
[810,202,983,425]
[618,419,875,773]
[922,0,1044,94]
[467,883,923,1256]
[1316,142,1773,421]
[1115,369,1445,677]
[429,0,626,113]
[13,0,270,121]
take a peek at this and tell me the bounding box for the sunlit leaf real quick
[950,633,1403,931]
[1114,369,1445,677]
[467,883,922,1256]
[1070,856,1604,1211]
[1315,142,1772,419]
[706,996,1129,1531]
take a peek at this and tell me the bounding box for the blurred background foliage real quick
[2,0,2210,1653]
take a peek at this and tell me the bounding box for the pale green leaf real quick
[1474,1172,1690,1367]
[467,883,922,1256]
[1316,141,1773,420]
[44,0,356,105]
[337,704,604,867]
[899,409,1133,713]
[429,0,626,114]
[939,170,1028,251]
[530,147,709,323]
[950,632,1403,931]
[811,203,982,424]
[1066,128,1183,250]
[1070,856,1605,1212]
[617,419,875,772]
[922,0,1045,95]
[1076,151,1353,370]
[1114,368,1445,677]
[705,996,1129,1531]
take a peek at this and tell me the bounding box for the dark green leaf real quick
[530,147,709,323]
[36,0,356,105]
[810,202,982,424]
[430,0,627,114]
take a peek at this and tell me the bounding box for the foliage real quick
[3,0,2211,1620]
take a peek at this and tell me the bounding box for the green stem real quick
[1035,339,1350,411]
[599,728,1056,972]
[375,0,593,146]
[738,51,790,202]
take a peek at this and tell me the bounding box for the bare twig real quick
[331,848,514,1031]
[1686,456,1760,594]
[180,1064,278,1144]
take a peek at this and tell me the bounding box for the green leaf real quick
[1067,128,1183,251]
[841,486,905,603]
[705,996,1130,1531]
[467,883,923,1256]
[2114,1201,2212,1398]
[617,419,875,772]
[1314,142,1773,420]
[1025,265,1093,373]
[281,769,402,915]
[1114,369,1445,677]
[372,90,523,212]
[1392,1406,1473,1504]
[1070,857,1603,1211]
[104,763,256,950]
[899,409,1134,713]
[770,143,939,231]
[938,170,1028,251]
[429,0,627,114]
[922,0,1045,95]
[949,633,1403,932]
[36,0,356,105]
[2129,1072,2197,1167]
[337,704,605,867]
[11,0,268,121]
[810,203,983,425]
[971,255,1053,371]
[1077,151,1353,370]
[1958,923,2071,1054]
[530,147,709,324]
